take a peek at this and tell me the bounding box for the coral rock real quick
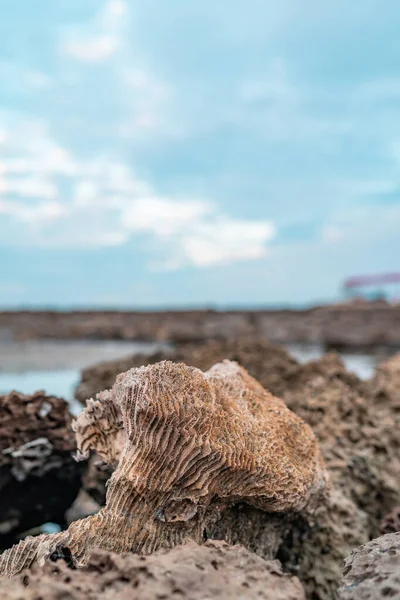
[0,360,327,576]
[74,339,400,600]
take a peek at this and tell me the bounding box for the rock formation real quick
[73,340,400,600]
[74,337,298,404]
[0,390,85,549]
[0,540,306,600]
[338,532,400,599]
[0,360,328,577]
[380,507,400,535]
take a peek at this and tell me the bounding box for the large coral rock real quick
[0,360,327,576]
[338,532,400,599]
[0,390,85,548]
[0,540,306,600]
[74,341,400,600]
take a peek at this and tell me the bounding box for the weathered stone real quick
[338,532,400,600]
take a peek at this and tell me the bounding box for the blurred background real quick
[1,0,399,405]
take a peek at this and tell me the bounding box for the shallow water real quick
[0,340,381,412]
[0,369,83,414]
[0,339,167,413]
[285,343,378,380]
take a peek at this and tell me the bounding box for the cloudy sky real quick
[1,0,399,308]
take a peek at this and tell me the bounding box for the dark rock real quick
[0,390,85,547]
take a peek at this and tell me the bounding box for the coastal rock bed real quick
[2,304,400,349]
[0,338,399,599]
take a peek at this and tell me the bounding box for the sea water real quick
[0,340,382,413]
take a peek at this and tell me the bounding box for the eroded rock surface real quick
[74,341,400,600]
[380,507,400,535]
[74,337,298,403]
[338,532,400,600]
[0,360,327,576]
[0,540,306,600]
[277,353,400,600]
[0,391,85,548]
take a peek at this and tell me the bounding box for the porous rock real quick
[0,540,306,600]
[74,340,400,600]
[0,360,327,576]
[74,337,298,404]
[371,352,400,411]
[338,532,400,600]
[277,353,400,600]
[0,390,85,548]
[380,507,400,535]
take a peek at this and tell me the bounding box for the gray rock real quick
[339,532,400,599]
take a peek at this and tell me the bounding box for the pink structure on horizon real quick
[344,272,400,289]
[343,272,400,303]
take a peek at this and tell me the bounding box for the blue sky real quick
[0,0,399,308]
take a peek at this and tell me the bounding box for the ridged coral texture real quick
[0,360,328,577]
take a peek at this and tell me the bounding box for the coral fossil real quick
[0,360,328,577]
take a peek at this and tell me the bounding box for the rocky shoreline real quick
[0,336,399,599]
[1,304,400,350]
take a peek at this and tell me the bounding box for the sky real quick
[0,0,399,308]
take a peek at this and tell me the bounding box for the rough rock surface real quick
[338,532,400,599]
[380,507,400,535]
[0,540,306,600]
[74,341,400,600]
[74,337,298,403]
[277,353,400,600]
[75,349,174,404]
[0,391,85,548]
[0,360,327,576]
[371,353,400,412]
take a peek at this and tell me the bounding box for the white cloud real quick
[122,198,212,237]
[0,119,275,267]
[99,0,128,28]
[0,177,58,200]
[0,200,67,222]
[61,34,119,62]
[60,0,128,63]
[179,218,275,268]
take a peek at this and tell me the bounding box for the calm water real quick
[0,340,380,413]
[0,339,168,414]
[285,343,378,380]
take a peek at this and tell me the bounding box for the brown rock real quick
[73,339,400,600]
[277,353,400,599]
[74,336,299,403]
[371,352,400,411]
[0,360,327,576]
[338,532,400,599]
[0,391,85,548]
[75,350,174,404]
[0,540,306,600]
